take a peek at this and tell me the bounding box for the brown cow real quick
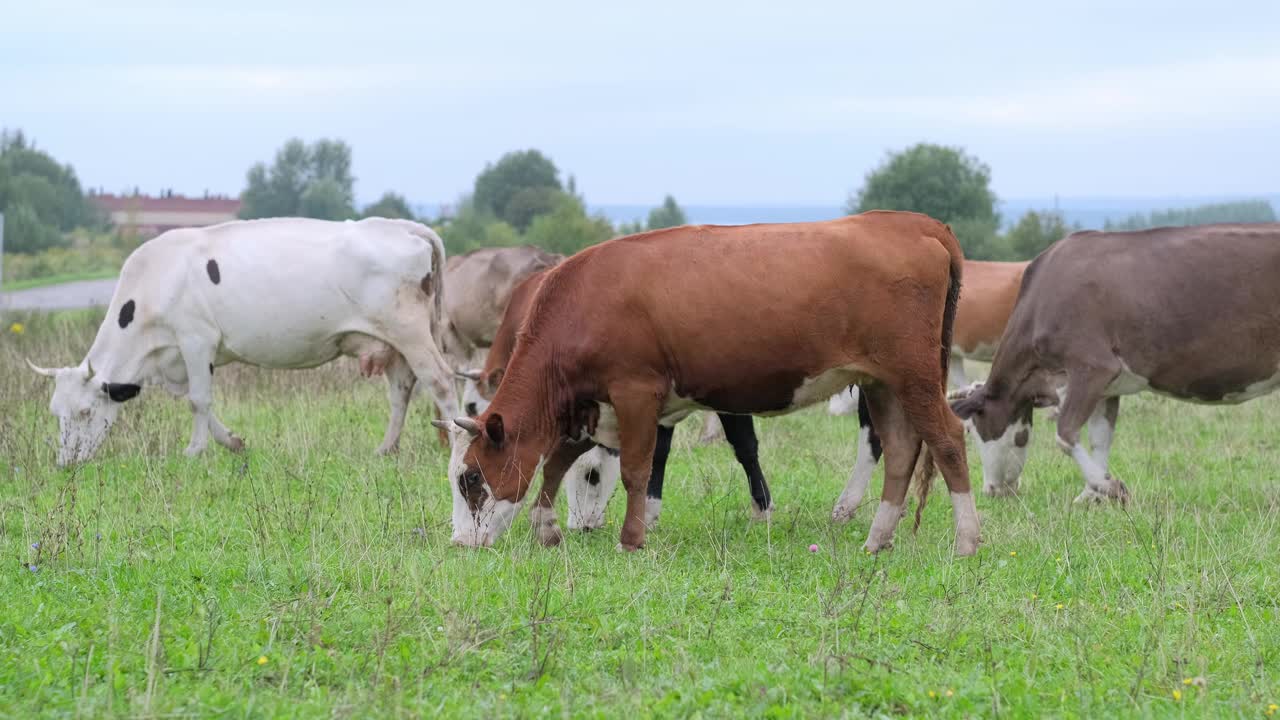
[470,267,775,538]
[829,259,1028,520]
[948,223,1280,501]
[434,211,979,556]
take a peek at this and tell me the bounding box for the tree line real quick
[2,127,1275,267]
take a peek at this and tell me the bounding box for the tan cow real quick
[435,211,979,557]
[948,260,1029,386]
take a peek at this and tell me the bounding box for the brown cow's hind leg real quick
[859,385,919,553]
[899,380,980,556]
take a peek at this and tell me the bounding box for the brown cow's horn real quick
[454,417,483,436]
[25,358,58,378]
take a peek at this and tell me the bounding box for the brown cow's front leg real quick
[610,383,664,552]
[529,439,595,547]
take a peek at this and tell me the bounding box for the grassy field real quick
[1,309,1277,718]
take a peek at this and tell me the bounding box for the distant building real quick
[90,191,241,239]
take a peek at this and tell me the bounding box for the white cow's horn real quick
[25,358,58,378]
[453,417,483,436]
[455,368,485,382]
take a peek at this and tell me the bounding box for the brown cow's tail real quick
[911,222,964,531]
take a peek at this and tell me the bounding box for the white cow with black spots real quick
[27,217,459,466]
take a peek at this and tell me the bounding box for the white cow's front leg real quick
[566,447,621,530]
[180,344,216,457]
[948,355,969,389]
[210,414,245,452]
[832,423,878,523]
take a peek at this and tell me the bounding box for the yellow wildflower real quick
[928,691,936,699]
[1182,678,1192,686]
[9,322,24,335]
[1172,689,1182,701]
[257,655,268,665]
[1056,603,1065,610]
[1265,703,1277,716]
[945,689,954,697]
[1009,551,1017,557]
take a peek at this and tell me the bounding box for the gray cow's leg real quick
[948,355,969,389]
[1054,367,1128,503]
[376,352,417,455]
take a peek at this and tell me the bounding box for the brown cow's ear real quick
[485,413,505,447]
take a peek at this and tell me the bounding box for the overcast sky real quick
[3,0,1278,206]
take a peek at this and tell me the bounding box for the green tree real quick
[298,178,354,221]
[504,186,564,232]
[362,191,415,219]
[472,150,563,231]
[646,195,687,230]
[0,129,97,253]
[524,195,615,255]
[1003,210,1075,260]
[2,201,65,253]
[436,199,521,256]
[851,143,999,257]
[239,138,356,220]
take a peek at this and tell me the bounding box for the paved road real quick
[2,278,118,312]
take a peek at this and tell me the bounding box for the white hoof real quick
[831,498,859,524]
[750,502,774,523]
[644,497,662,528]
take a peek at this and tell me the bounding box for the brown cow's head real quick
[950,380,1057,495]
[433,413,546,547]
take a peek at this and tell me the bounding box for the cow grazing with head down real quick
[453,266,774,545]
[827,259,1029,522]
[944,223,1280,501]
[438,211,979,556]
[27,217,459,465]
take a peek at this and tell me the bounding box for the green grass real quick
[1,310,1278,718]
[2,270,118,292]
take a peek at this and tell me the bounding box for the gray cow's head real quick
[950,380,1056,496]
[27,359,140,466]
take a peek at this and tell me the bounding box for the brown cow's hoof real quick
[227,436,246,453]
[615,542,643,552]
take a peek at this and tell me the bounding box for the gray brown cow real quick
[948,223,1280,501]
[437,211,978,556]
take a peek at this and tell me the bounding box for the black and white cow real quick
[27,217,458,465]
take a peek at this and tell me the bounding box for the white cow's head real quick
[949,380,1055,495]
[27,359,139,466]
